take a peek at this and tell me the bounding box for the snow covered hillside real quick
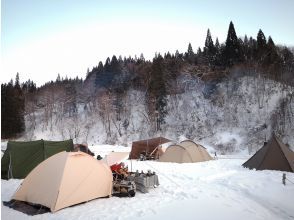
[22,74,294,154]
[2,145,294,220]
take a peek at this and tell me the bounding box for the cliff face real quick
[22,65,294,153]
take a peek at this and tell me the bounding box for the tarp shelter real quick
[1,139,73,179]
[129,137,171,159]
[159,140,212,163]
[102,152,130,166]
[13,151,113,212]
[242,135,294,172]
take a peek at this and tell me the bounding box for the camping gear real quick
[110,163,123,172]
[1,139,73,179]
[112,179,136,197]
[111,162,136,197]
[12,151,113,212]
[129,137,171,160]
[112,180,136,197]
[243,134,294,172]
[159,140,212,163]
[127,170,159,193]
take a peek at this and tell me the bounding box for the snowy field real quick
[1,145,294,220]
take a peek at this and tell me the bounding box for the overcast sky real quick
[1,0,294,86]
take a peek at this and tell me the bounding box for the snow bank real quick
[2,145,294,220]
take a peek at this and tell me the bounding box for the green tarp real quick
[1,139,73,179]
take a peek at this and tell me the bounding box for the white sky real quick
[1,0,294,86]
[2,20,222,86]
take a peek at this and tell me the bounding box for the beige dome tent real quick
[159,140,212,163]
[13,151,113,212]
[102,152,130,166]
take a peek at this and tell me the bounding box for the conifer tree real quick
[204,29,214,52]
[110,55,120,73]
[1,74,25,138]
[56,74,61,82]
[187,43,194,56]
[257,29,267,50]
[224,21,241,65]
[215,38,220,50]
[186,43,195,64]
[104,57,111,72]
[175,50,180,59]
[147,55,167,130]
[257,29,267,61]
[140,53,145,62]
[95,61,104,89]
[214,38,221,66]
[263,36,280,67]
[204,29,216,65]
[97,61,104,72]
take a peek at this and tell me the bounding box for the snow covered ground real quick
[1,145,294,220]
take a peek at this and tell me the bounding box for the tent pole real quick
[8,152,13,179]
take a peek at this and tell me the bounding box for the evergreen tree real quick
[15,72,20,86]
[1,74,25,138]
[175,50,180,59]
[214,38,221,66]
[204,29,216,65]
[263,36,281,69]
[248,36,257,61]
[267,36,275,48]
[97,61,104,72]
[204,29,214,52]
[104,57,111,72]
[257,29,267,50]
[257,29,267,60]
[95,61,105,89]
[242,35,250,61]
[140,53,145,62]
[187,43,194,56]
[165,51,172,59]
[281,47,294,75]
[215,38,220,50]
[56,74,61,82]
[110,55,120,73]
[224,21,241,66]
[118,55,123,63]
[186,42,195,64]
[86,68,90,77]
[147,55,167,130]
